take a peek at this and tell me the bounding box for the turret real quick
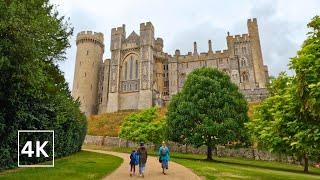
[247,18,267,88]
[72,31,104,116]
[140,22,154,46]
[193,41,198,56]
[208,40,213,54]
[155,37,163,52]
[111,24,126,51]
[175,49,180,56]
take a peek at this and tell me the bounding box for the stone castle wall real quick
[84,135,314,165]
[73,19,270,116]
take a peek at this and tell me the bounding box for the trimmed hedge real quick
[0,0,86,170]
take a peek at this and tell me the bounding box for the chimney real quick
[193,41,198,56]
[208,40,213,54]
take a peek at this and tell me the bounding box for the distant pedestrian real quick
[129,149,139,176]
[137,142,148,177]
[159,141,170,175]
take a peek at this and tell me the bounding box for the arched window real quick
[241,57,247,67]
[121,53,139,92]
[242,71,249,82]
[130,56,133,80]
[124,62,128,80]
[135,60,139,79]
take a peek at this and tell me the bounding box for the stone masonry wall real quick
[84,135,314,165]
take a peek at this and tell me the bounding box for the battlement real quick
[76,31,104,47]
[175,48,229,62]
[111,24,126,35]
[77,31,104,41]
[247,18,257,24]
[140,22,154,31]
[155,38,163,44]
[228,33,250,42]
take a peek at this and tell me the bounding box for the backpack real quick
[134,152,139,165]
[160,147,167,156]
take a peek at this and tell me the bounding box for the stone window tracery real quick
[242,71,249,82]
[121,53,140,92]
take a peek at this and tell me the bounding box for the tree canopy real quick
[119,108,166,145]
[0,0,86,170]
[247,16,320,172]
[166,67,249,160]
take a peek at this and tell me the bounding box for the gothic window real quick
[130,56,133,79]
[242,47,247,54]
[135,60,139,79]
[241,57,247,67]
[121,53,139,92]
[242,71,249,82]
[86,50,89,55]
[124,62,128,80]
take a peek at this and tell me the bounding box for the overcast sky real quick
[51,0,320,90]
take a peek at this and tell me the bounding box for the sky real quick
[51,0,320,90]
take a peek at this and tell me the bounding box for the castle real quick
[72,18,269,116]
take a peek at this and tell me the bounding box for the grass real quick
[87,107,167,136]
[0,151,122,180]
[84,145,320,180]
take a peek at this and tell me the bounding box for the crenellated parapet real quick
[227,33,250,43]
[140,22,154,31]
[111,24,126,36]
[76,31,104,49]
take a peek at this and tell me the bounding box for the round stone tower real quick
[72,31,104,116]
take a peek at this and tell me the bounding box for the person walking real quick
[129,149,139,176]
[137,142,148,177]
[159,141,170,175]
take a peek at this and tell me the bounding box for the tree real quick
[119,108,166,145]
[247,16,320,172]
[0,0,86,169]
[166,67,249,160]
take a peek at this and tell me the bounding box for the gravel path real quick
[83,149,202,180]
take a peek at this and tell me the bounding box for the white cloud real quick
[51,0,320,89]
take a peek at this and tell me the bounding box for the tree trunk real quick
[304,154,309,173]
[207,145,213,160]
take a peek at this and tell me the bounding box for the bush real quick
[0,0,86,170]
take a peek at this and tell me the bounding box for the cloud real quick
[52,0,320,89]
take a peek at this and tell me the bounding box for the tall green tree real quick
[247,16,320,173]
[166,67,249,160]
[119,108,166,145]
[0,0,86,170]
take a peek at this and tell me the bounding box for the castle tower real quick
[106,25,126,112]
[138,22,154,109]
[247,18,267,88]
[72,31,104,116]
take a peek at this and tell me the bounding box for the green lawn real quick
[84,145,320,180]
[0,151,122,180]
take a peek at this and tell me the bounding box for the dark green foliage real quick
[0,0,86,170]
[166,67,249,160]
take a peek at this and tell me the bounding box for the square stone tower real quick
[105,22,156,112]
